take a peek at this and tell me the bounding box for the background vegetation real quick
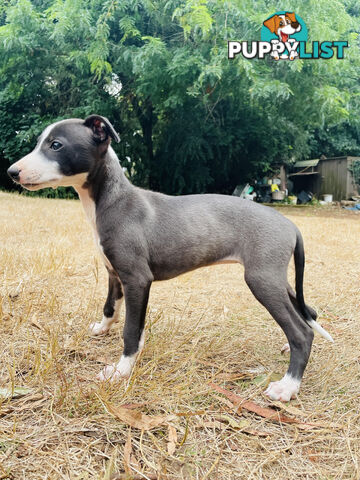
[0,0,359,195]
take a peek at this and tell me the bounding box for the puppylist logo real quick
[228,11,348,61]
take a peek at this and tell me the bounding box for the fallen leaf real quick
[104,401,175,431]
[213,413,250,430]
[167,425,177,455]
[253,372,283,387]
[271,401,307,418]
[0,387,33,400]
[209,383,340,430]
[252,374,268,386]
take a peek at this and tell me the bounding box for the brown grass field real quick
[0,191,359,480]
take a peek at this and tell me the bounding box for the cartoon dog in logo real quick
[263,12,301,60]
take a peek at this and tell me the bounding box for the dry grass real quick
[0,191,359,480]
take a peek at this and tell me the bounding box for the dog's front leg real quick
[98,276,151,381]
[89,271,123,336]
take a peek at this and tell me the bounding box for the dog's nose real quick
[291,21,299,29]
[7,166,21,181]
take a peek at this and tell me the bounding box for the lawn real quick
[0,191,359,479]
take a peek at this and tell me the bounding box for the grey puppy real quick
[7,115,333,402]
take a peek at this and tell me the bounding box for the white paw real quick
[97,354,137,382]
[281,343,290,354]
[89,321,110,336]
[89,314,116,336]
[97,364,126,381]
[265,374,300,402]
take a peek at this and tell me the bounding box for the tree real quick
[0,0,359,195]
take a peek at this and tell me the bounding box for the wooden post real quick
[280,165,286,191]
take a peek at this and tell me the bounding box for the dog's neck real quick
[80,145,133,204]
[74,146,133,228]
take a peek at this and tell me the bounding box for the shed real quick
[288,156,359,201]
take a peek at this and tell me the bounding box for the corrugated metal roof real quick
[294,159,319,168]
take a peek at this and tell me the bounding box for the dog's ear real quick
[286,12,296,23]
[263,15,277,33]
[84,115,120,144]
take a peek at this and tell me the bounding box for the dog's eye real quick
[279,21,284,26]
[50,141,62,151]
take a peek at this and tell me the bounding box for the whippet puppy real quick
[7,115,333,402]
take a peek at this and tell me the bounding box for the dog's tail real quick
[294,231,334,342]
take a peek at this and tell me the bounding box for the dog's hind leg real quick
[287,283,317,320]
[89,271,123,336]
[281,284,317,354]
[245,269,314,402]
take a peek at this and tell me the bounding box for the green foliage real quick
[22,186,77,199]
[0,0,359,196]
[173,0,213,39]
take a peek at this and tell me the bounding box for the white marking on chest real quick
[75,186,113,270]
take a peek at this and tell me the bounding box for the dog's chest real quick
[76,188,113,270]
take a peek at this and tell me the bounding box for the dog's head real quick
[263,12,301,42]
[7,115,120,190]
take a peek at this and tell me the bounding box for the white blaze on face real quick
[11,123,58,189]
[14,151,63,189]
[11,119,86,190]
